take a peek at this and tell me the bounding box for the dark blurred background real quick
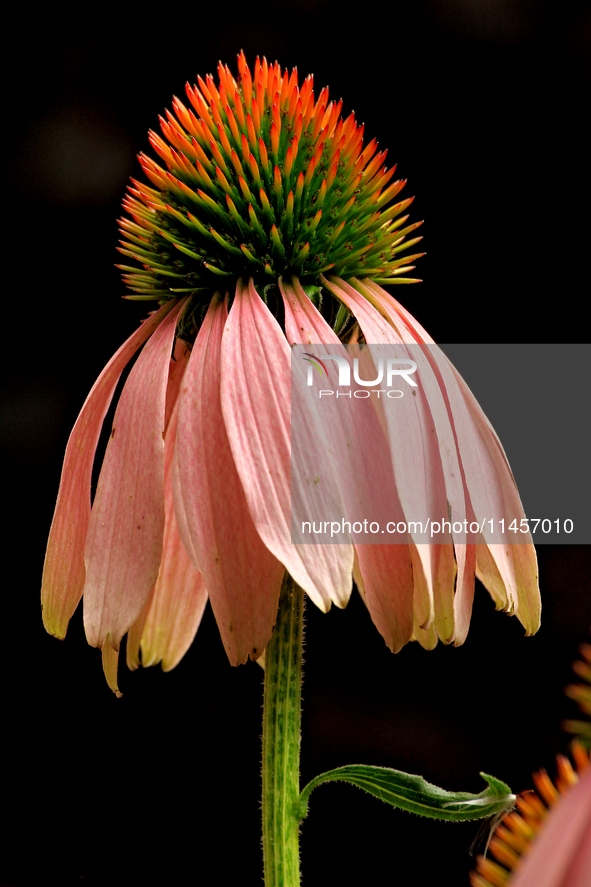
[2,2,590,885]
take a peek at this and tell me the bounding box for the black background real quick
[2,2,590,885]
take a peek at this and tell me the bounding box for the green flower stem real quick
[262,574,304,887]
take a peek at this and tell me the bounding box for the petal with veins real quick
[42,300,178,639]
[83,299,185,651]
[221,278,352,612]
[322,275,441,625]
[174,291,284,665]
[361,280,540,635]
[354,278,477,643]
[128,341,208,672]
[281,276,413,644]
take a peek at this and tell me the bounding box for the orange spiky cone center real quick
[118,52,424,303]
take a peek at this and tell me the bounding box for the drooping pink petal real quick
[359,277,481,644]
[322,274,446,627]
[220,278,352,612]
[429,349,539,632]
[141,390,208,669]
[452,519,477,645]
[452,367,540,633]
[41,300,179,639]
[358,281,436,347]
[126,341,208,672]
[140,525,208,672]
[413,542,457,648]
[281,275,357,600]
[126,338,192,671]
[281,275,344,347]
[282,279,394,543]
[281,276,413,648]
[353,279,465,499]
[359,279,540,635]
[510,765,591,887]
[83,298,186,651]
[354,544,414,652]
[173,291,284,665]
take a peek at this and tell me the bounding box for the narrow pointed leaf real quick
[299,765,515,823]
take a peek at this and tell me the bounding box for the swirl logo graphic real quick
[302,353,329,378]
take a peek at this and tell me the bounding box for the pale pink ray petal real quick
[220,278,352,612]
[285,294,351,556]
[409,546,437,648]
[353,277,475,640]
[352,278,470,530]
[41,300,178,639]
[321,274,440,625]
[405,539,451,646]
[361,282,436,346]
[174,291,284,665]
[412,541,456,647]
[450,365,540,633]
[453,516,477,645]
[281,276,342,346]
[126,338,192,672]
[281,275,358,602]
[431,542,456,643]
[355,544,414,652]
[83,298,186,651]
[359,279,534,637]
[360,279,540,634]
[429,350,539,630]
[281,276,413,642]
[141,528,208,671]
[474,543,509,611]
[139,386,208,672]
[511,766,591,887]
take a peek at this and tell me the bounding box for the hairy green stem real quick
[262,574,304,887]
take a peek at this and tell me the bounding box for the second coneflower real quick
[470,744,591,887]
[41,52,540,693]
[471,642,591,887]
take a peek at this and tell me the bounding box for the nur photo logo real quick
[301,347,418,398]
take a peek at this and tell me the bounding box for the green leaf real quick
[298,765,515,823]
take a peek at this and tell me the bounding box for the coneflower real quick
[42,53,540,689]
[471,642,591,887]
[41,52,543,887]
[470,744,590,887]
